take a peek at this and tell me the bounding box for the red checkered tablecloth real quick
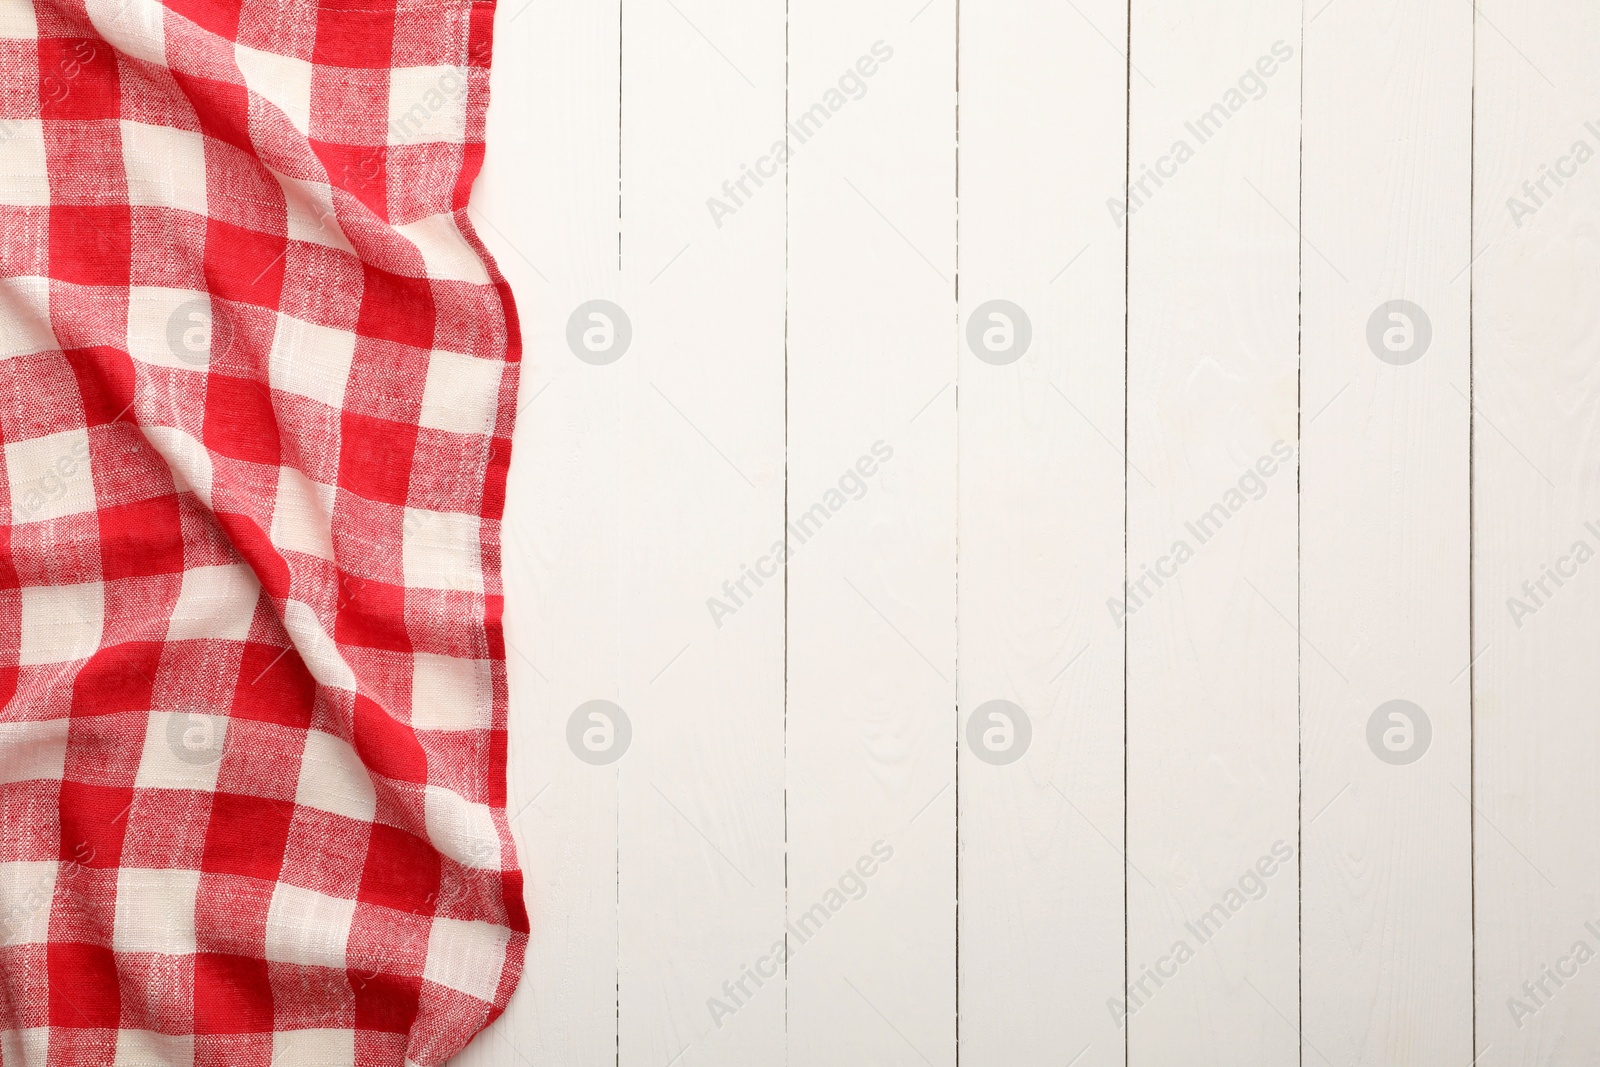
[0,0,526,1059]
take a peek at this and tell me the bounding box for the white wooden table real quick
[461,0,1596,1062]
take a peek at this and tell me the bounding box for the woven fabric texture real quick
[0,0,526,1059]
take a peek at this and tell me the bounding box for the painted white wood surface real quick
[1473,3,1600,1065]
[785,3,956,1064]
[1301,0,1475,1063]
[615,3,789,1066]
[1126,2,1301,1063]
[464,0,1600,1063]
[956,0,1126,1063]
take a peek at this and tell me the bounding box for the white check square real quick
[6,428,94,524]
[121,122,206,215]
[268,312,357,409]
[424,917,510,1003]
[419,349,501,436]
[236,43,313,136]
[411,654,493,731]
[395,213,490,284]
[0,718,69,787]
[264,882,356,968]
[0,0,36,38]
[271,465,337,561]
[134,711,229,792]
[112,868,201,954]
[166,564,261,643]
[0,119,46,205]
[388,66,468,145]
[295,729,377,823]
[18,582,103,665]
[424,785,500,870]
[403,507,483,593]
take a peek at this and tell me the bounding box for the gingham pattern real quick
[0,0,526,1058]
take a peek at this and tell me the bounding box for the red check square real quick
[48,943,120,1028]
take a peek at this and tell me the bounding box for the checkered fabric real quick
[0,0,527,1057]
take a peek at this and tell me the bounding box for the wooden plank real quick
[616,1,789,1064]
[1125,3,1302,1062]
[785,4,957,1064]
[955,0,1126,1062]
[1301,0,1474,1060]
[1472,4,1600,1063]
[459,0,623,1063]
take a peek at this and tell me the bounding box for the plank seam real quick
[1468,0,1479,1059]
[1122,0,1132,1062]
[953,0,963,1062]
[1296,0,1306,1062]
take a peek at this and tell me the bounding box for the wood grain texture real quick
[617,2,788,1064]
[1301,0,1475,1061]
[956,0,1126,1063]
[785,3,957,1063]
[1473,3,1600,1064]
[1126,1,1302,1062]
